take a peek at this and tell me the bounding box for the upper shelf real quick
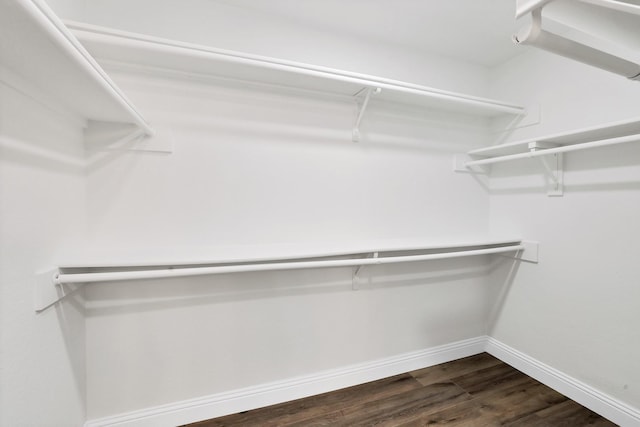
[517,0,640,19]
[65,21,526,119]
[575,0,640,15]
[455,116,640,197]
[514,0,640,81]
[467,116,640,159]
[54,237,525,269]
[0,0,152,134]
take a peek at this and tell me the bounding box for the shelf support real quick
[539,153,563,196]
[529,142,563,196]
[34,269,84,313]
[353,87,381,142]
[453,154,490,175]
[352,251,378,290]
[85,123,172,158]
[500,240,539,263]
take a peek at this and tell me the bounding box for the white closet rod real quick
[53,244,524,285]
[465,133,640,167]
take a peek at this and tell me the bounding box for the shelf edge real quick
[65,20,526,118]
[469,115,640,157]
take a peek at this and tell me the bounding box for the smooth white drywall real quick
[41,0,83,20]
[81,64,500,418]
[487,51,640,411]
[85,259,497,418]
[85,72,492,250]
[32,1,514,421]
[58,0,492,97]
[0,76,87,426]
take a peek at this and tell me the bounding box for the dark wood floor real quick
[186,353,617,426]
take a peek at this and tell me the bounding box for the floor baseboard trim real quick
[84,336,487,427]
[485,337,640,427]
[86,336,640,427]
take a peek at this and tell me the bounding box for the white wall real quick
[40,0,83,20]
[15,1,620,424]
[0,75,87,426]
[81,61,501,418]
[85,72,492,250]
[488,50,640,410]
[10,0,640,423]
[4,0,505,422]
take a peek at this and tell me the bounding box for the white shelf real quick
[455,116,640,196]
[36,237,538,311]
[517,0,640,19]
[0,0,152,134]
[467,116,640,159]
[55,237,526,269]
[580,0,640,16]
[65,21,525,120]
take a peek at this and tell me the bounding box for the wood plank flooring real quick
[185,353,617,426]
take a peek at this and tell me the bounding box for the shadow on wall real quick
[54,290,87,414]
[486,255,522,335]
[0,135,85,174]
[81,257,502,317]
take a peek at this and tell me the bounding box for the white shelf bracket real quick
[34,268,84,312]
[501,240,539,263]
[84,123,170,155]
[353,87,381,142]
[352,251,378,289]
[529,142,563,196]
[453,154,490,175]
[35,269,59,312]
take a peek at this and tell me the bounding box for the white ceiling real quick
[214,0,524,67]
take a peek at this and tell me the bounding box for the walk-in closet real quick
[1,0,639,426]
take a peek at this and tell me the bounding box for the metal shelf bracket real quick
[352,251,378,289]
[34,269,84,312]
[353,87,381,142]
[529,142,563,196]
[453,154,490,175]
[500,240,539,263]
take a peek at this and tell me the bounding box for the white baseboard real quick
[84,336,487,427]
[486,337,640,427]
[85,336,640,427]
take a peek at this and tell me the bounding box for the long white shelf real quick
[0,0,152,134]
[580,0,640,16]
[466,116,640,161]
[64,21,526,120]
[55,237,527,269]
[35,238,539,312]
[517,0,640,19]
[454,116,640,196]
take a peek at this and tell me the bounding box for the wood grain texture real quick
[184,353,617,427]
